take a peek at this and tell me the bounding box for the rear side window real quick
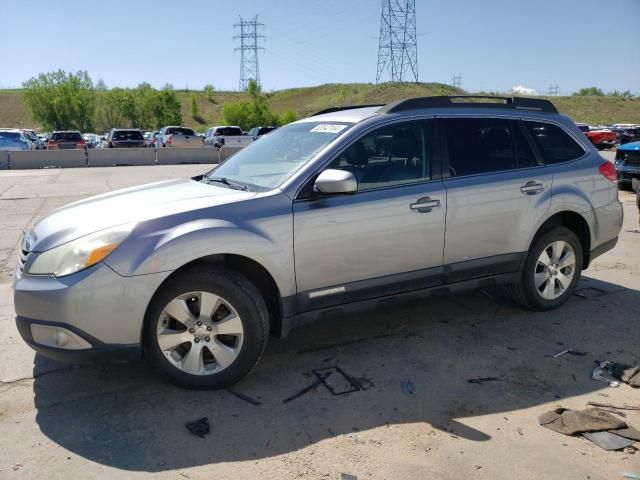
[443,118,518,177]
[524,122,585,164]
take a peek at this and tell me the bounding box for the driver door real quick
[292,119,446,312]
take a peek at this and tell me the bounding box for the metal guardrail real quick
[0,147,235,170]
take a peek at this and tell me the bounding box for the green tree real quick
[223,79,279,130]
[204,84,215,101]
[22,70,96,131]
[279,110,298,125]
[190,94,203,123]
[573,87,605,96]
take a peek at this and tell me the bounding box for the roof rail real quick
[311,104,384,116]
[378,96,558,114]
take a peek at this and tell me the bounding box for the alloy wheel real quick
[156,291,244,375]
[534,240,576,300]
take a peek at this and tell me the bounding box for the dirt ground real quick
[0,155,639,479]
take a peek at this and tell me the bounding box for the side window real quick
[513,122,539,168]
[525,121,585,164]
[443,118,517,177]
[329,122,429,191]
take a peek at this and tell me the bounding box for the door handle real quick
[520,181,545,195]
[410,197,441,212]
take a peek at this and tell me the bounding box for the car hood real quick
[27,179,256,252]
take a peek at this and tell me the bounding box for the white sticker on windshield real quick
[310,124,347,134]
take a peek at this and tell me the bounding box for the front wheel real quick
[508,227,583,310]
[143,266,270,389]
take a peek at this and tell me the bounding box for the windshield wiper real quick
[204,176,247,191]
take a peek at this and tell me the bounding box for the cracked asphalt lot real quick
[0,156,639,479]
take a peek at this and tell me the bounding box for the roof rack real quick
[311,104,384,116]
[378,96,558,114]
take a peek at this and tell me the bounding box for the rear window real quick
[0,131,21,140]
[524,122,585,164]
[166,127,195,136]
[113,130,144,141]
[51,131,82,142]
[219,127,243,136]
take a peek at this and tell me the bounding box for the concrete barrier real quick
[156,147,219,165]
[0,151,8,170]
[87,148,156,167]
[218,146,244,163]
[10,150,87,169]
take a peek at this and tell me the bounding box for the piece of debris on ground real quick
[538,407,640,451]
[185,417,210,438]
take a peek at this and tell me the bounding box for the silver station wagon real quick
[14,96,623,388]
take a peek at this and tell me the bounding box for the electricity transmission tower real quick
[548,84,560,96]
[233,16,264,91]
[376,0,418,83]
[452,73,462,89]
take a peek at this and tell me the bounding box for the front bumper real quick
[16,316,140,364]
[13,261,171,352]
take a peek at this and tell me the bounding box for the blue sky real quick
[1,0,638,95]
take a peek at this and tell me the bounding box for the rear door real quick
[439,117,553,279]
[293,119,446,311]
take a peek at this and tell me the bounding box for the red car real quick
[576,123,617,150]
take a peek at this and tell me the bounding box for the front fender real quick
[104,197,296,298]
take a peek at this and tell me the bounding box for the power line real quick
[376,0,418,83]
[452,73,462,89]
[233,15,265,91]
[548,84,560,96]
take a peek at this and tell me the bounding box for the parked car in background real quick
[203,125,253,148]
[12,96,623,389]
[0,129,34,150]
[82,133,99,149]
[145,131,159,148]
[248,126,277,140]
[37,133,49,148]
[577,124,617,150]
[106,129,146,148]
[48,131,86,150]
[158,126,202,148]
[614,141,640,190]
[614,127,640,145]
[21,129,43,149]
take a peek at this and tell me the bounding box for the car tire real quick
[143,265,270,389]
[618,181,631,191]
[508,227,583,311]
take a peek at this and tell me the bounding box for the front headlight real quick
[28,223,135,277]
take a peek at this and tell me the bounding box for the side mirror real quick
[314,169,357,195]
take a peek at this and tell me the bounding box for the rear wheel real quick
[143,266,269,389]
[508,227,582,310]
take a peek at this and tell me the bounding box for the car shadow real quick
[31,275,640,471]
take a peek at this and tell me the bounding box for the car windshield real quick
[206,121,352,190]
[114,130,143,140]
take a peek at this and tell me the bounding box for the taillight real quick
[48,140,57,149]
[167,135,173,145]
[598,161,617,182]
[76,141,86,149]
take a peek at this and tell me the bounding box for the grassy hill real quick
[2,83,639,131]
